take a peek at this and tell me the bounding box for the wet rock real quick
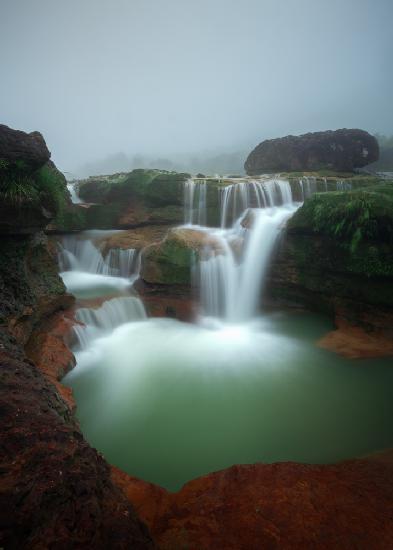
[245,129,379,175]
[318,317,393,359]
[98,225,170,256]
[0,351,156,550]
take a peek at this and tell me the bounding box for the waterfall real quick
[73,296,146,349]
[298,176,317,200]
[184,178,208,225]
[336,180,352,191]
[67,182,82,204]
[192,178,298,323]
[220,178,292,228]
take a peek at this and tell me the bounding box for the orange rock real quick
[112,453,393,550]
[318,317,393,359]
[25,310,77,411]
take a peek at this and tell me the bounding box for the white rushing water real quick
[67,182,82,204]
[191,178,298,322]
[184,178,207,225]
[73,296,147,349]
[61,174,354,336]
[58,231,140,296]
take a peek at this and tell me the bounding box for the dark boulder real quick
[0,124,51,171]
[245,129,379,175]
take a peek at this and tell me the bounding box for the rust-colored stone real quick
[318,317,393,359]
[113,454,393,550]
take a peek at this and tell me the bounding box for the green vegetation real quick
[287,181,393,278]
[289,184,393,247]
[142,231,198,285]
[0,159,69,219]
[76,169,190,206]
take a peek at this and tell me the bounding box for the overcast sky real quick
[1,0,392,173]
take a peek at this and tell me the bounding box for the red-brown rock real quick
[113,454,393,550]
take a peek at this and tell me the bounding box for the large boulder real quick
[0,124,50,171]
[245,129,379,175]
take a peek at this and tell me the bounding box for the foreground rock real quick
[113,452,393,549]
[0,352,155,550]
[245,129,379,175]
[0,124,155,549]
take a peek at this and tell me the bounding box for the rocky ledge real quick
[113,452,393,550]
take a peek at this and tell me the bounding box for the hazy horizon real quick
[1,0,392,176]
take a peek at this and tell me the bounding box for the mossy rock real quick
[0,160,70,233]
[141,227,223,285]
[77,169,190,207]
[288,184,393,251]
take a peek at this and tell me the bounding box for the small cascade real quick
[220,178,292,228]
[336,180,352,191]
[58,235,140,278]
[73,296,146,349]
[67,182,82,204]
[298,176,317,201]
[184,178,208,225]
[104,248,141,278]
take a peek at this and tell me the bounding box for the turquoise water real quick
[64,311,393,491]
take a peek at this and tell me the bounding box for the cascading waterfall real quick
[58,235,140,278]
[61,174,393,493]
[220,178,293,228]
[196,178,297,322]
[184,178,208,225]
[67,182,82,204]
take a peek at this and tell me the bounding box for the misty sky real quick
[1,0,392,174]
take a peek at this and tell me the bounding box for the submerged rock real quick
[245,129,379,175]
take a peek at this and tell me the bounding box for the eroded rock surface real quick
[0,351,155,550]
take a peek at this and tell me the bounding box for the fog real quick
[1,0,392,176]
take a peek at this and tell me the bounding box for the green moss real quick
[286,184,393,284]
[142,237,196,285]
[35,164,69,217]
[289,188,393,248]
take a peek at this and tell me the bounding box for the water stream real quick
[62,176,393,491]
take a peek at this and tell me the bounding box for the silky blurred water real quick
[64,311,393,491]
